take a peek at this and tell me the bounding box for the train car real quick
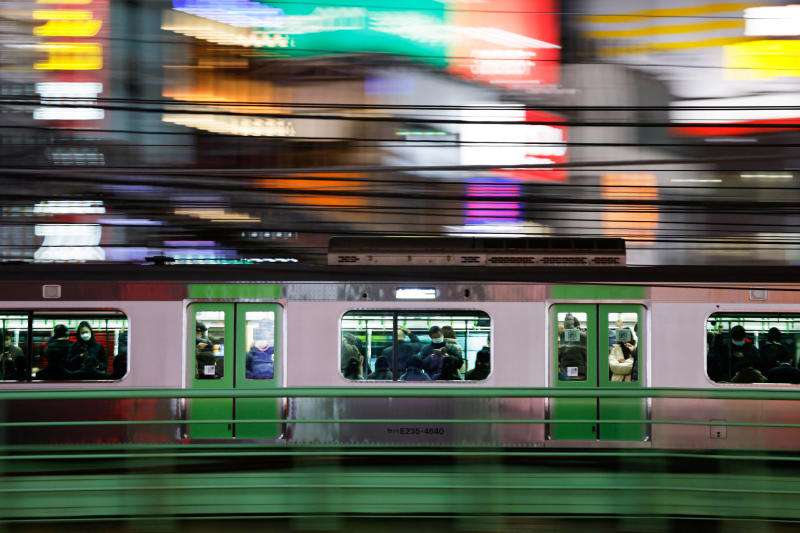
[1,239,800,450]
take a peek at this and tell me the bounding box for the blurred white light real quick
[745,5,800,36]
[670,179,723,183]
[35,82,102,98]
[34,107,104,120]
[396,288,437,299]
[740,172,794,179]
[33,200,105,214]
[34,224,104,262]
[162,113,296,137]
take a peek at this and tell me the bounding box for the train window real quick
[556,311,588,381]
[243,310,275,380]
[195,310,225,380]
[606,311,640,383]
[341,310,491,382]
[707,313,800,384]
[31,311,128,381]
[0,314,29,381]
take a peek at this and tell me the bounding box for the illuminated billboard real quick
[165,0,560,88]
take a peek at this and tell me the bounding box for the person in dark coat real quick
[381,327,421,373]
[66,321,107,380]
[435,355,463,381]
[466,347,490,381]
[195,322,221,379]
[730,351,767,383]
[765,350,800,384]
[759,327,790,374]
[726,325,760,381]
[0,329,24,381]
[246,322,274,379]
[398,356,431,381]
[367,356,393,380]
[36,324,71,381]
[111,329,128,380]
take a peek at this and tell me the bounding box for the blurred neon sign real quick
[32,0,108,125]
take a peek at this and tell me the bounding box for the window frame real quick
[0,309,129,383]
[339,308,493,384]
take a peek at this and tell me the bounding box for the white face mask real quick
[80,332,91,341]
[732,339,745,346]
[431,336,444,344]
[254,340,269,350]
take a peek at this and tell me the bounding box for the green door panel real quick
[598,304,646,442]
[188,303,234,439]
[551,304,596,440]
[234,303,283,439]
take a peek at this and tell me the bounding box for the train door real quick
[550,304,647,441]
[187,303,281,439]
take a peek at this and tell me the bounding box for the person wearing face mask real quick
[246,322,274,379]
[726,325,760,382]
[66,321,107,380]
[420,326,447,377]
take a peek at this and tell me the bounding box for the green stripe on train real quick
[550,285,645,300]
[188,284,282,299]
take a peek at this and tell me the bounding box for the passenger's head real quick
[196,322,207,337]
[730,325,746,345]
[375,356,390,371]
[77,321,93,342]
[53,324,68,339]
[564,314,580,329]
[476,347,490,367]
[429,326,443,343]
[2,330,11,347]
[253,320,273,351]
[767,327,782,343]
[441,325,456,340]
[440,355,459,376]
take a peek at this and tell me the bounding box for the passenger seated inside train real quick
[246,321,275,379]
[436,355,463,381]
[0,329,25,381]
[367,356,393,380]
[66,321,107,380]
[36,324,71,381]
[466,347,490,381]
[609,327,637,382]
[381,327,420,373]
[730,350,767,384]
[765,348,800,384]
[398,356,431,381]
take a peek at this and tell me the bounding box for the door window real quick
[194,310,225,380]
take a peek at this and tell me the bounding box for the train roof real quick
[0,263,796,285]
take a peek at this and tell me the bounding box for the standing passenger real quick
[398,356,431,381]
[36,324,71,381]
[759,327,789,374]
[367,356,393,380]
[609,328,637,382]
[0,330,24,380]
[246,322,275,379]
[66,322,107,379]
[381,327,421,373]
[727,325,760,381]
[195,322,219,379]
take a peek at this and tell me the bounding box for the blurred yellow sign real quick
[724,40,800,79]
